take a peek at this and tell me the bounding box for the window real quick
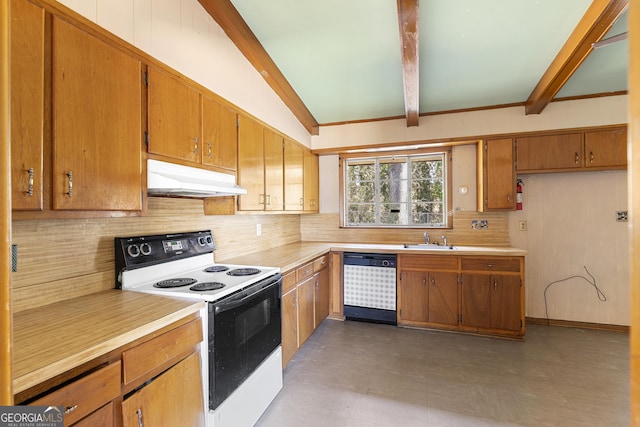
[343,150,451,228]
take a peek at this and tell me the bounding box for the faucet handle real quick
[424,231,430,244]
[442,235,448,246]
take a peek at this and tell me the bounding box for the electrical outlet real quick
[256,223,262,236]
[519,221,527,231]
[11,244,17,272]
[616,211,628,222]
[471,220,488,230]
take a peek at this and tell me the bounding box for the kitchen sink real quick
[403,244,457,250]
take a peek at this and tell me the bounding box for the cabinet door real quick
[237,115,265,210]
[148,66,200,163]
[52,18,142,210]
[282,288,298,368]
[483,138,515,210]
[490,275,521,331]
[314,268,330,328]
[303,149,319,211]
[297,276,315,347]
[11,0,44,210]
[263,128,284,211]
[284,138,304,211]
[428,272,458,326]
[584,128,627,168]
[122,352,205,427]
[398,270,428,323]
[461,274,491,329]
[202,95,237,171]
[516,133,583,171]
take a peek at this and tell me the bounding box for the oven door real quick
[208,273,282,410]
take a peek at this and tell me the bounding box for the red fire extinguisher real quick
[516,179,523,210]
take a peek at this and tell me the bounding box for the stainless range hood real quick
[147,159,247,198]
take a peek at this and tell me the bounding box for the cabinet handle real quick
[136,408,144,427]
[66,171,73,197]
[431,277,435,286]
[26,167,34,196]
[266,194,271,206]
[494,281,498,290]
[64,405,78,415]
[259,194,265,205]
[575,152,579,164]
[206,142,213,158]
[506,193,510,202]
[486,263,496,268]
[589,151,594,164]
[192,137,199,155]
[300,197,304,206]
[422,277,426,286]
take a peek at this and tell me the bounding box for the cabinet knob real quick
[494,281,498,290]
[575,152,579,164]
[26,167,34,196]
[207,142,213,158]
[589,151,594,164]
[431,277,435,286]
[66,171,73,197]
[192,137,199,155]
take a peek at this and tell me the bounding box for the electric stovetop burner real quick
[190,282,226,292]
[204,265,229,273]
[227,268,261,276]
[154,278,197,288]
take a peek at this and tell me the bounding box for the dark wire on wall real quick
[543,266,607,326]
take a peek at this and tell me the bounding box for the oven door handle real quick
[213,274,281,314]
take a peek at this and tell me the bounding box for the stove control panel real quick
[115,230,215,275]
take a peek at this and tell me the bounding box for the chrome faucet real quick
[442,235,448,247]
[424,231,430,245]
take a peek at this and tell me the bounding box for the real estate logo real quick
[0,406,63,427]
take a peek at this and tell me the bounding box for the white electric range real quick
[115,230,283,427]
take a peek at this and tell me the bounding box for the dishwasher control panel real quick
[343,252,396,268]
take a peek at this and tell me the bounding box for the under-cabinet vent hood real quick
[147,159,247,198]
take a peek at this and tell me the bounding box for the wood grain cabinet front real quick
[479,138,516,211]
[30,362,121,427]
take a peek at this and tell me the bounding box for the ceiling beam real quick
[197,0,320,135]
[525,0,628,115]
[396,0,420,127]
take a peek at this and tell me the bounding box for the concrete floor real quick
[256,319,629,427]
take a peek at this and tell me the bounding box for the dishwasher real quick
[343,252,397,325]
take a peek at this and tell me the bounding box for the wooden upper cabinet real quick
[264,128,284,211]
[482,138,515,211]
[52,17,142,211]
[284,138,304,211]
[303,149,319,211]
[584,127,627,169]
[148,66,200,164]
[237,114,266,210]
[516,133,583,172]
[202,95,237,171]
[10,0,44,210]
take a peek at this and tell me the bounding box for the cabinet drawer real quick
[313,255,328,272]
[122,318,203,386]
[73,401,114,427]
[282,270,297,294]
[460,257,521,272]
[31,362,120,426]
[399,255,458,271]
[296,262,314,282]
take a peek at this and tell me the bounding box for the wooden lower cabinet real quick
[122,352,205,427]
[397,254,524,338]
[281,254,331,367]
[22,316,205,427]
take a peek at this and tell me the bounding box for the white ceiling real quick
[225,0,628,126]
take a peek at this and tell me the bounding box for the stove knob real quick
[206,236,213,245]
[198,237,206,246]
[127,244,140,258]
[140,243,152,256]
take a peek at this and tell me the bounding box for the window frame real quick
[339,147,453,229]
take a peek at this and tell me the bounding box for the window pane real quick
[412,203,444,225]
[380,203,406,225]
[348,181,375,203]
[379,160,407,181]
[348,162,375,182]
[347,204,375,224]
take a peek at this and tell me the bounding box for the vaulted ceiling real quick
[198,0,628,135]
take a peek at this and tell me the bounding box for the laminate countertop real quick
[12,290,204,395]
[218,241,528,272]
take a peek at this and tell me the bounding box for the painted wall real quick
[56,0,311,146]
